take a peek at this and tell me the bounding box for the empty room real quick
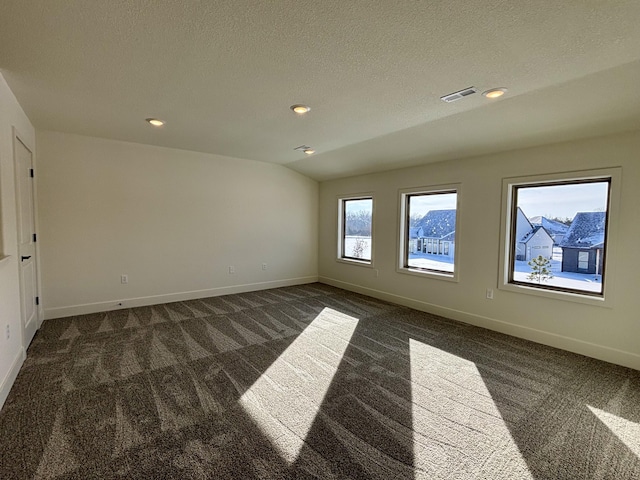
[1,2,639,479]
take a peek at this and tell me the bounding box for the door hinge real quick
[30,168,34,178]
[35,296,40,306]
[33,233,37,242]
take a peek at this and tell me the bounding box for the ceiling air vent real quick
[440,86,477,103]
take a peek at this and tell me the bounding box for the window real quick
[499,168,621,304]
[338,196,373,264]
[578,251,589,271]
[398,185,460,280]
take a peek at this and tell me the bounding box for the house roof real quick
[417,210,456,240]
[409,227,423,239]
[1,2,640,181]
[521,226,553,244]
[440,231,456,242]
[516,207,534,242]
[560,212,606,249]
[529,216,569,236]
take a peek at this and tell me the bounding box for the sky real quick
[517,182,609,220]
[344,198,372,214]
[344,182,608,220]
[409,192,457,216]
[346,195,457,216]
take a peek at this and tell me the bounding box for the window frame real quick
[337,194,374,267]
[498,168,621,307]
[397,184,461,282]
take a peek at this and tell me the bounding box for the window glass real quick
[578,251,589,271]
[340,197,372,262]
[509,180,610,295]
[403,191,457,275]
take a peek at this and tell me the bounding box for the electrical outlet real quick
[374,269,379,277]
[262,263,267,271]
[228,266,235,274]
[5,325,9,340]
[121,274,128,284]
[486,288,494,300]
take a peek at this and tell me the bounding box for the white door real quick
[15,136,39,347]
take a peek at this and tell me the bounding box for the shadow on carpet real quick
[1,283,639,479]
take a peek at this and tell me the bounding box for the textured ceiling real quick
[1,1,639,181]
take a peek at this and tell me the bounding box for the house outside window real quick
[398,185,460,281]
[499,168,621,305]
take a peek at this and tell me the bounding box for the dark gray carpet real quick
[1,283,639,479]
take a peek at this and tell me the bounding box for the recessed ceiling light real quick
[482,88,507,99]
[146,118,165,127]
[290,104,311,114]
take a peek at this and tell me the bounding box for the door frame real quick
[12,127,43,344]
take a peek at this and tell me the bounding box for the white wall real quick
[37,131,318,318]
[0,73,36,408]
[319,130,640,370]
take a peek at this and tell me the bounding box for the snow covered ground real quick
[345,239,601,293]
[407,253,454,272]
[344,236,372,260]
[513,259,602,293]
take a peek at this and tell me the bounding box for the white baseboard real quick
[44,276,318,320]
[320,276,640,371]
[0,348,25,411]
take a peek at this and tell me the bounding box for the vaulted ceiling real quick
[1,1,639,180]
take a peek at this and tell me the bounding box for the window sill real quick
[498,281,611,308]
[396,266,458,283]
[337,258,373,268]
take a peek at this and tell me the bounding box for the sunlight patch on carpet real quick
[589,405,640,458]
[239,307,359,463]
[408,338,534,479]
